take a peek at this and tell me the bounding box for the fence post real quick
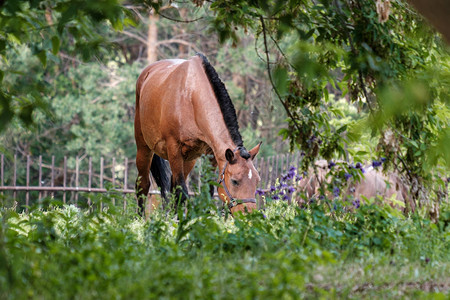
[88,157,92,209]
[100,157,104,189]
[63,156,67,204]
[124,157,128,212]
[26,155,30,212]
[51,155,55,199]
[39,156,42,200]
[0,154,4,195]
[13,154,17,199]
[100,157,104,211]
[75,156,79,205]
[112,157,116,206]
[267,155,273,188]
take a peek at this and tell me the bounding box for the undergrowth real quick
[0,188,449,299]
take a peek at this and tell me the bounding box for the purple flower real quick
[270,185,277,193]
[282,194,290,201]
[319,195,325,200]
[273,195,280,200]
[289,166,297,173]
[288,186,296,194]
[352,199,360,208]
[372,160,382,168]
[308,135,317,143]
[255,189,265,196]
[333,186,340,197]
[262,213,267,219]
[301,152,306,157]
[355,163,365,174]
[344,173,352,180]
[381,157,387,163]
[288,170,296,180]
[328,161,336,169]
[295,175,303,182]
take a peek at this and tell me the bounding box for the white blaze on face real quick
[248,169,253,180]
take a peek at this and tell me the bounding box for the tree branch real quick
[120,30,148,45]
[259,15,303,134]
[159,13,203,23]
[155,39,201,53]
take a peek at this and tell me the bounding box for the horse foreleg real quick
[170,172,189,210]
[166,143,189,211]
[171,160,197,211]
[135,146,153,217]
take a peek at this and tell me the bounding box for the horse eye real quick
[231,179,239,186]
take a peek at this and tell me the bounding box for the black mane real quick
[197,53,250,159]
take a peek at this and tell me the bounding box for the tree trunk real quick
[147,12,159,63]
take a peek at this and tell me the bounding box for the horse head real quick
[217,143,261,215]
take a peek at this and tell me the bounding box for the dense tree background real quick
[0,0,449,209]
[201,0,450,205]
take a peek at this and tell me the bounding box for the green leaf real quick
[36,50,47,67]
[7,33,21,45]
[409,140,419,148]
[273,66,288,96]
[0,91,13,132]
[355,150,369,156]
[51,36,60,55]
[0,39,6,54]
[278,128,290,139]
[337,125,347,134]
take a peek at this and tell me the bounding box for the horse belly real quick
[181,140,209,161]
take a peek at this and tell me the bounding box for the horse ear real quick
[249,142,262,160]
[225,148,235,163]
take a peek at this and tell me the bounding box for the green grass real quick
[0,191,449,299]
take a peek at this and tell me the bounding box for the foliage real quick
[1,0,449,209]
[0,0,136,131]
[2,53,142,162]
[201,0,450,204]
[0,191,448,299]
[1,0,290,159]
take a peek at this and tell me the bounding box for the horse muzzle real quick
[227,198,257,210]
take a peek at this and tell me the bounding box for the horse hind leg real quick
[147,177,160,217]
[135,145,153,217]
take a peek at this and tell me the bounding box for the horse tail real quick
[150,154,171,200]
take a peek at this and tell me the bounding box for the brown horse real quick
[134,53,261,216]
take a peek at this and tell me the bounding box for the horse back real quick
[135,57,212,158]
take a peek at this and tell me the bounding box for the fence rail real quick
[0,152,302,210]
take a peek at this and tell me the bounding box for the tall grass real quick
[1,187,449,299]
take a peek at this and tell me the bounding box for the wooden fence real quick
[0,152,303,210]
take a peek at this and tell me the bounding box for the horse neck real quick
[188,56,242,167]
[193,90,237,166]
